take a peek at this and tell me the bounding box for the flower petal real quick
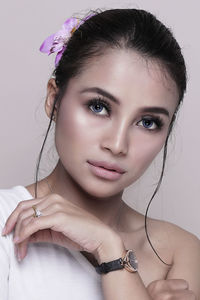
[55,48,66,66]
[40,14,96,66]
[40,34,55,54]
[63,17,78,30]
[64,17,82,34]
[54,28,69,39]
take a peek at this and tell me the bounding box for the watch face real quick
[126,250,138,272]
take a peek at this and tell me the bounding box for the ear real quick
[45,78,59,121]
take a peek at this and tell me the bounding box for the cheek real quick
[55,109,89,153]
[128,132,166,178]
[54,102,103,160]
[55,98,111,151]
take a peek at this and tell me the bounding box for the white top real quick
[0,186,103,300]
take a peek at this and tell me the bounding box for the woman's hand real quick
[147,279,196,300]
[2,194,122,263]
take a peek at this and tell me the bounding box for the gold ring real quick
[32,205,42,218]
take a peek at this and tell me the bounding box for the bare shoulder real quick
[122,204,200,256]
[146,217,200,296]
[120,205,200,288]
[144,217,200,259]
[147,217,199,244]
[154,218,200,262]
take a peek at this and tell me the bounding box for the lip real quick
[87,162,123,181]
[87,160,126,174]
[87,160,126,181]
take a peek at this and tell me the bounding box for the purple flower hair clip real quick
[40,14,95,66]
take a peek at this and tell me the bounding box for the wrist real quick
[95,232,126,264]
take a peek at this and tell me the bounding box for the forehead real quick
[68,49,179,114]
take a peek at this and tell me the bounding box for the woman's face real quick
[54,49,178,198]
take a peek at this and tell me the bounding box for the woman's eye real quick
[88,99,111,116]
[137,117,163,131]
[89,103,107,115]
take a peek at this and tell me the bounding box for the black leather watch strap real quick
[95,257,124,274]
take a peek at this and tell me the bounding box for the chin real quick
[63,164,124,198]
[81,181,123,199]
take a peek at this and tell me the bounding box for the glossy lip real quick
[87,160,126,174]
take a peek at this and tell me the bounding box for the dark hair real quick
[35,8,187,266]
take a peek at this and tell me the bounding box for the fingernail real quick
[17,252,21,262]
[13,236,20,244]
[1,226,7,236]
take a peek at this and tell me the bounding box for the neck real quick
[36,161,126,231]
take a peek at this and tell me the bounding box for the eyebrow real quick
[80,87,170,118]
[138,107,170,118]
[80,87,120,104]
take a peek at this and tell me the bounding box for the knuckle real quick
[147,280,164,294]
[17,201,27,210]
[52,202,63,211]
[147,283,155,295]
[50,193,62,202]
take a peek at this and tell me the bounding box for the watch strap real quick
[95,257,124,274]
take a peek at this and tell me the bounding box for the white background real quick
[0,1,199,237]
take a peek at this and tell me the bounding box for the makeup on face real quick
[80,87,170,133]
[54,50,178,197]
[87,159,126,181]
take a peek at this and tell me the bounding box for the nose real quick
[101,122,129,156]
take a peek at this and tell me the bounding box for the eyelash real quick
[86,97,164,131]
[138,116,164,131]
[87,97,111,115]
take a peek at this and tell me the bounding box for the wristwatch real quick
[95,250,138,274]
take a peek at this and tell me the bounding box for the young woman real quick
[1,8,200,300]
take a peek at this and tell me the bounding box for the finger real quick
[28,229,53,243]
[28,229,84,251]
[3,193,66,236]
[13,213,33,262]
[13,204,54,243]
[147,279,189,295]
[2,198,44,235]
[13,213,63,244]
[13,207,39,241]
[166,279,189,290]
[16,238,29,262]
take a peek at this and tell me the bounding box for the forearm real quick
[96,234,151,300]
[101,267,151,300]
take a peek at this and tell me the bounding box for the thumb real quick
[165,279,189,290]
[147,279,189,295]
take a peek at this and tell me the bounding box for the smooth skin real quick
[2,49,200,299]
